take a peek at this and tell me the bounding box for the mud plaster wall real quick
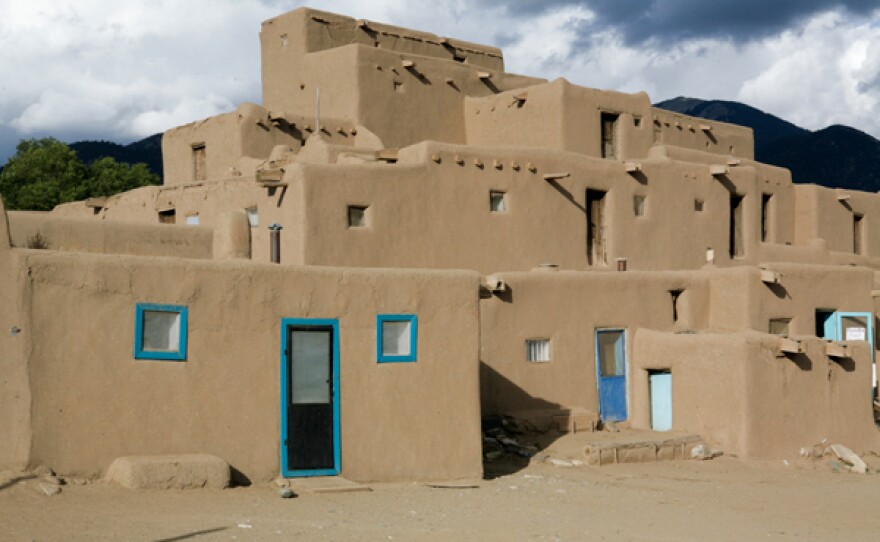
[18,251,482,483]
[632,330,878,458]
[465,79,655,160]
[260,9,541,152]
[795,184,880,258]
[0,202,31,469]
[707,265,874,335]
[7,212,213,259]
[651,109,754,160]
[478,270,710,422]
[163,105,302,186]
[279,142,803,273]
[51,179,307,266]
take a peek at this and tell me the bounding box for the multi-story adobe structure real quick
[2,7,879,483]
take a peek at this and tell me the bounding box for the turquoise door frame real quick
[280,318,341,478]
[595,328,627,422]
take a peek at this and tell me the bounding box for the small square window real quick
[134,303,188,361]
[490,191,507,213]
[633,195,646,217]
[526,338,550,362]
[694,199,704,212]
[158,209,176,224]
[246,207,259,228]
[769,318,791,337]
[186,214,200,225]
[377,315,418,362]
[348,205,368,228]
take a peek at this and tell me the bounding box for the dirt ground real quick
[3,442,880,541]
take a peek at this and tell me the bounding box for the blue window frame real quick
[376,314,418,363]
[134,303,188,361]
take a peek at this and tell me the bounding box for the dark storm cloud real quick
[483,0,880,45]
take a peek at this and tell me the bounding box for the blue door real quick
[818,310,875,394]
[281,318,341,477]
[649,371,672,432]
[596,329,627,422]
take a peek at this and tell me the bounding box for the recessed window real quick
[633,195,646,217]
[490,191,507,213]
[348,205,368,228]
[246,207,259,228]
[633,117,642,127]
[192,143,206,181]
[158,209,176,224]
[854,213,864,255]
[694,199,704,212]
[769,318,791,337]
[186,214,200,225]
[526,338,550,362]
[377,314,418,362]
[134,303,188,361]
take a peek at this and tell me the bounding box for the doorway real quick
[596,328,627,422]
[280,318,341,477]
[587,189,607,266]
[649,370,672,432]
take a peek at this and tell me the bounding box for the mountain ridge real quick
[654,97,880,192]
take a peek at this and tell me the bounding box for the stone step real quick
[583,434,705,466]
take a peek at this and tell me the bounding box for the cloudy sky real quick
[2,0,880,164]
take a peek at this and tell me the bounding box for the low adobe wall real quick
[14,251,482,483]
[7,212,213,259]
[631,330,879,458]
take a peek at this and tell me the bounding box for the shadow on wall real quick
[479,361,569,479]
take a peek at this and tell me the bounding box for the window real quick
[854,214,864,255]
[348,205,368,228]
[158,209,176,224]
[192,143,206,181]
[526,339,550,362]
[761,193,772,242]
[186,214,200,225]
[246,207,259,228]
[490,191,507,213]
[600,112,619,159]
[134,303,188,361]
[694,199,704,212]
[633,195,646,217]
[729,194,744,258]
[377,314,417,362]
[769,318,791,337]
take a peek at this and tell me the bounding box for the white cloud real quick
[0,0,879,168]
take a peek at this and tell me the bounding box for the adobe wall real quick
[283,140,803,273]
[479,264,878,450]
[631,330,878,458]
[7,212,214,259]
[651,108,754,160]
[794,184,880,260]
[259,8,542,152]
[0,200,32,469]
[478,269,710,424]
[708,264,875,334]
[17,251,481,483]
[465,79,656,160]
[162,103,303,186]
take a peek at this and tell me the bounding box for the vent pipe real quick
[269,223,282,263]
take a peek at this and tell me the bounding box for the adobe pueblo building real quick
[2,7,880,483]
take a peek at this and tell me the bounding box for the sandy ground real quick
[3,443,880,541]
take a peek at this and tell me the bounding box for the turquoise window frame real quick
[376,314,418,363]
[133,303,188,361]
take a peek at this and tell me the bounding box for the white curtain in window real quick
[526,339,550,362]
[142,311,181,352]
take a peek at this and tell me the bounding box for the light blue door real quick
[649,371,672,432]
[596,329,627,422]
[818,310,875,395]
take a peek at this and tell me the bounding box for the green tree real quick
[0,138,161,211]
[84,157,159,198]
[0,138,87,210]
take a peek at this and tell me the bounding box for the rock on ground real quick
[105,454,230,489]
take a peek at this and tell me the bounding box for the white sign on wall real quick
[845,327,866,341]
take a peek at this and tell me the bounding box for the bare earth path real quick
[3,455,880,541]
